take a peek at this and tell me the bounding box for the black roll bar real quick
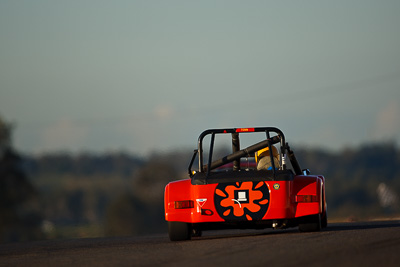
[203,137,279,171]
[196,127,286,173]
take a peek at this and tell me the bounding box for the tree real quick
[104,193,148,236]
[104,155,181,236]
[0,116,43,242]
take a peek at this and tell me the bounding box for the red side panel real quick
[164,179,193,222]
[164,179,224,223]
[292,176,323,218]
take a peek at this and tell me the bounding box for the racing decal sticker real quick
[214,181,270,221]
[201,209,214,216]
[273,183,280,190]
[196,198,207,213]
[196,198,207,208]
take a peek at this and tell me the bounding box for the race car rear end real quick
[164,127,327,241]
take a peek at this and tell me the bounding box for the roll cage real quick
[188,127,302,180]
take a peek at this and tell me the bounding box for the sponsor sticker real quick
[214,181,270,221]
[196,198,207,208]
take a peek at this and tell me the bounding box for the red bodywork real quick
[164,127,327,240]
[165,175,325,223]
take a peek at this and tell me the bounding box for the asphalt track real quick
[1,220,400,267]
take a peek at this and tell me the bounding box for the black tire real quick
[168,221,191,241]
[321,191,328,228]
[321,209,328,228]
[299,214,322,232]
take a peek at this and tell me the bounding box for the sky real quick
[1,0,400,156]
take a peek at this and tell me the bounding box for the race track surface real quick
[1,220,399,267]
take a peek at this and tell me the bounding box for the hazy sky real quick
[1,0,399,155]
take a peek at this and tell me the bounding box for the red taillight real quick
[295,195,318,203]
[236,128,255,133]
[174,200,194,209]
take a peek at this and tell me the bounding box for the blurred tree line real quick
[296,143,400,219]
[0,117,43,242]
[1,115,399,242]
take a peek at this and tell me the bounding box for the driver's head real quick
[255,146,279,163]
[255,146,280,171]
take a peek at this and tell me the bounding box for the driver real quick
[255,146,280,171]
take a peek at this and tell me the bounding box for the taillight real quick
[295,195,318,203]
[236,128,255,133]
[174,200,194,209]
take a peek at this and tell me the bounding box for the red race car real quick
[164,127,327,241]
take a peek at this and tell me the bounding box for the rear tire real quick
[321,209,328,228]
[168,221,191,241]
[299,214,322,232]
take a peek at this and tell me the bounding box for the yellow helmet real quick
[255,146,279,163]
